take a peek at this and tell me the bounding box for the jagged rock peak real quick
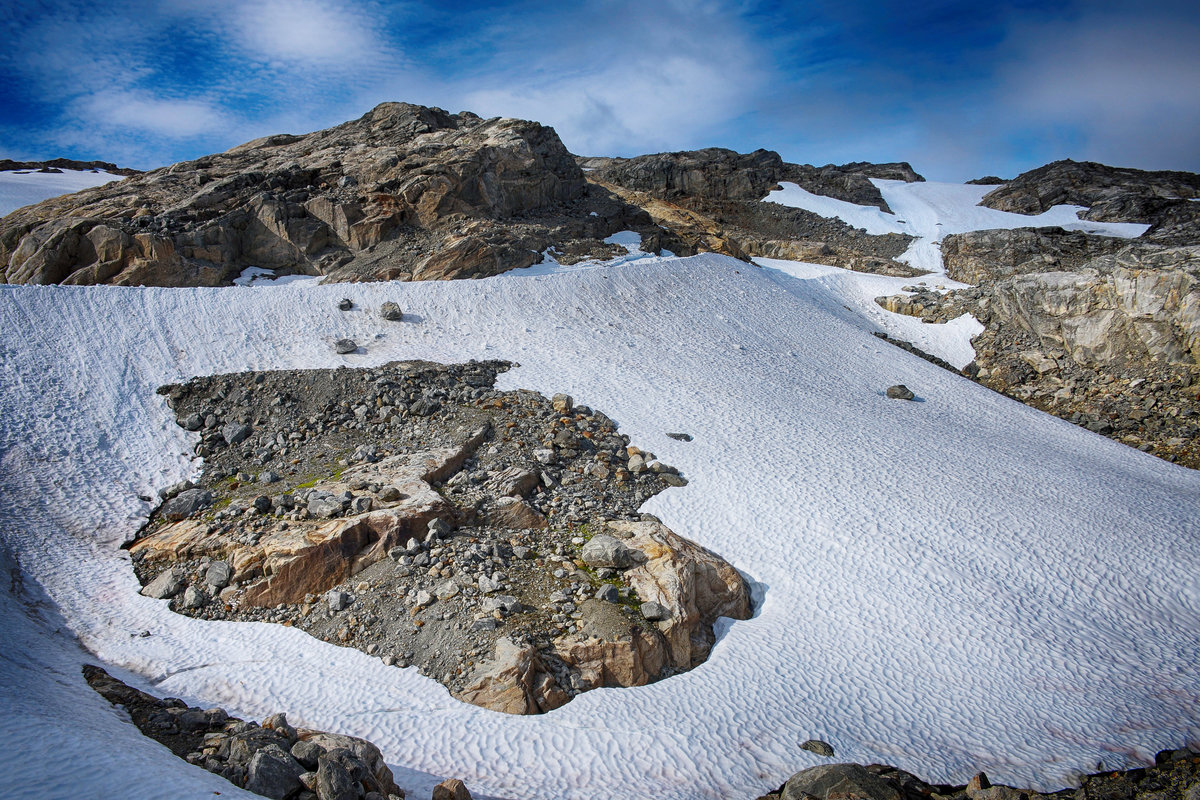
[0,101,632,287]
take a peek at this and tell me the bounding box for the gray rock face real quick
[991,245,1200,368]
[160,488,213,520]
[941,226,1130,285]
[780,764,902,800]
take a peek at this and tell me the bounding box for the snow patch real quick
[0,169,123,217]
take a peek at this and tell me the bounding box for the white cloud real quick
[73,91,228,138]
[227,0,386,64]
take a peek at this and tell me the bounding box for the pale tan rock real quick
[608,519,752,668]
[485,496,547,530]
[132,431,487,607]
[433,778,473,800]
[454,637,567,714]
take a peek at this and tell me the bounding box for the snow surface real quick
[3,251,1200,800]
[0,169,123,217]
[764,180,1151,273]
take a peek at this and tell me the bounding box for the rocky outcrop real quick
[758,756,1200,800]
[457,519,751,713]
[875,244,1200,467]
[941,227,1131,284]
[132,359,751,714]
[84,665,406,800]
[582,148,786,202]
[0,102,659,285]
[131,433,487,607]
[989,245,1200,369]
[587,148,920,275]
[980,160,1200,234]
[584,149,923,211]
[0,158,140,176]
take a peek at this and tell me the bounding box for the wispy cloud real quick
[2,1,1198,179]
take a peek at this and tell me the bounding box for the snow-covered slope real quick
[0,169,123,217]
[765,180,1150,273]
[2,252,1199,800]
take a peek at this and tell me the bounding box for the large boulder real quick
[779,764,902,800]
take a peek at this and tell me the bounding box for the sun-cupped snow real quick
[520,230,673,277]
[0,169,123,217]
[2,253,1199,800]
[764,180,1151,273]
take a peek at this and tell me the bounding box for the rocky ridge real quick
[584,148,920,275]
[129,357,750,714]
[980,160,1200,244]
[0,157,141,176]
[0,103,665,286]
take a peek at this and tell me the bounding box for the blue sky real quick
[2,0,1198,181]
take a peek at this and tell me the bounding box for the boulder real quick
[454,637,568,714]
[433,778,474,800]
[486,496,548,529]
[780,764,902,800]
[159,488,212,521]
[244,746,305,799]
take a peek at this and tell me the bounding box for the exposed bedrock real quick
[0,102,662,286]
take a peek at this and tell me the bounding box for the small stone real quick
[205,560,233,589]
[886,384,915,400]
[182,585,207,609]
[142,568,186,599]
[665,432,693,442]
[326,590,353,612]
[801,739,835,758]
[435,580,461,600]
[253,495,273,512]
[580,534,643,568]
[380,301,403,321]
[551,394,573,414]
[478,575,501,594]
[181,413,204,431]
[160,488,213,521]
[334,339,357,355]
[259,471,281,484]
[222,422,252,445]
[338,298,353,311]
[245,746,305,800]
[595,584,619,603]
[428,518,453,539]
[413,590,434,608]
[640,601,669,621]
[471,618,497,632]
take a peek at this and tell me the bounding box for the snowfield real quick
[0,168,123,216]
[765,180,1151,273]
[1,178,1199,800]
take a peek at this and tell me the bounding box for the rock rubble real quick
[131,359,750,714]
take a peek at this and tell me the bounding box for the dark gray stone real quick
[780,764,902,800]
[206,560,233,589]
[141,568,186,599]
[885,385,915,400]
[334,339,357,355]
[380,301,403,321]
[222,422,252,445]
[160,488,213,521]
[245,746,305,799]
